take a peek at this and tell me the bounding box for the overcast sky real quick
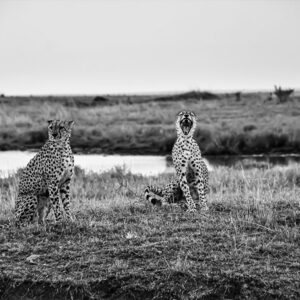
[0,0,299,95]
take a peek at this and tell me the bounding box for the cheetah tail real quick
[144,185,164,206]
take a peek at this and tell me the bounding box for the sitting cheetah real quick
[145,111,209,212]
[15,120,74,227]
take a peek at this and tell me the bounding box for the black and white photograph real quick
[0,0,299,299]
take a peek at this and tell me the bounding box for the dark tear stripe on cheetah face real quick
[145,111,209,212]
[14,120,75,228]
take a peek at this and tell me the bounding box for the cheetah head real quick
[48,120,74,142]
[176,111,196,137]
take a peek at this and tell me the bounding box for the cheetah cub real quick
[15,120,74,227]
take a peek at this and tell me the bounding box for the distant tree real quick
[235,92,242,101]
[274,85,294,103]
[0,94,5,98]
[266,92,274,101]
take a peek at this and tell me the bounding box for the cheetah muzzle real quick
[180,117,193,135]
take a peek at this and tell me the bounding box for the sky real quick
[0,0,299,95]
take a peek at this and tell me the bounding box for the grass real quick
[0,165,300,299]
[0,91,300,155]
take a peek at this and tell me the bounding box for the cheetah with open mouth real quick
[145,111,209,212]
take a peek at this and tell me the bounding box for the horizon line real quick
[2,87,299,97]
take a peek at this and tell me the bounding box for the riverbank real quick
[1,165,300,298]
[0,91,299,155]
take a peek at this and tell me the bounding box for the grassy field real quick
[0,91,300,155]
[1,165,300,299]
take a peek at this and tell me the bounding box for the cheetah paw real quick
[186,207,197,213]
[199,204,209,211]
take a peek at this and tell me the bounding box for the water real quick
[0,151,174,177]
[0,151,299,177]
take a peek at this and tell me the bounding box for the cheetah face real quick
[177,111,196,136]
[48,120,74,141]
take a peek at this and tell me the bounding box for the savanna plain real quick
[0,91,300,299]
[0,91,299,155]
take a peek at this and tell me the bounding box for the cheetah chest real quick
[44,145,73,185]
[58,155,73,187]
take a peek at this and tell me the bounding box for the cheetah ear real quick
[47,120,53,125]
[68,120,75,127]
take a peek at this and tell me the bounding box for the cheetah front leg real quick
[174,156,197,213]
[190,158,209,211]
[60,178,73,221]
[48,183,63,222]
[15,194,38,227]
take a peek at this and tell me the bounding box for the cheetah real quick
[15,120,74,227]
[145,171,199,207]
[145,111,209,212]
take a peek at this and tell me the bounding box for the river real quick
[0,151,299,177]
